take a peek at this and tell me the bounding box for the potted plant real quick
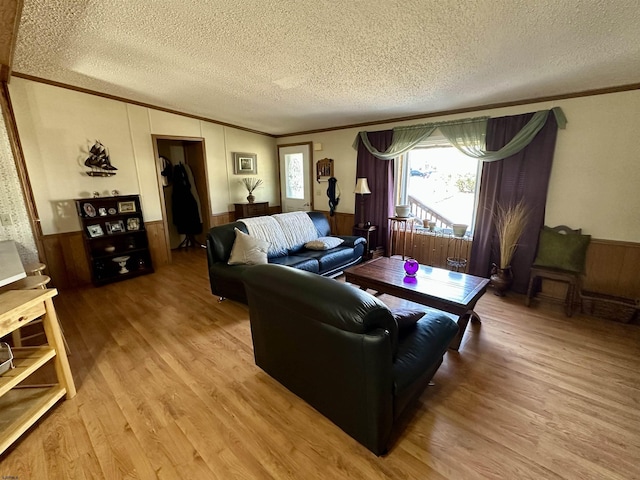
[241,178,263,203]
[491,200,529,295]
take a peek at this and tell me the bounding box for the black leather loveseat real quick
[206,211,366,303]
[243,264,459,455]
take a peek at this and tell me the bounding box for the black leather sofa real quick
[206,211,366,303]
[243,264,459,455]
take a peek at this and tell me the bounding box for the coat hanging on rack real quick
[171,163,202,235]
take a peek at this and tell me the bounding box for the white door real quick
[278,143,312,212]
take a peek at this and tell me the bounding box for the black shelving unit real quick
[75,194,154,285]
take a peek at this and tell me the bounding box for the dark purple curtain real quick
[469,113,559,292]
[355,130,394,254]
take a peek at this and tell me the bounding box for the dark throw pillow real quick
[533,227,591,273]
[391,308,426,331]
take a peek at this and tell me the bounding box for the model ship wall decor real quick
[85,140,118,177]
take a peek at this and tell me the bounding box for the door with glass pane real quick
[278,143,312,212]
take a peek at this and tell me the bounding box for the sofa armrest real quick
[335,235,366,248]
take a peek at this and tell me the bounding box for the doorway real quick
[278,142,313,212]
[152,135,211,263]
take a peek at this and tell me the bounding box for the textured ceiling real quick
[12,0,640,136]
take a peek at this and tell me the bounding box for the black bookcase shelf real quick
[75,194,154,285]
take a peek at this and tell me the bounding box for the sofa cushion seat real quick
[269,254,319,273]
[296,246,355,273]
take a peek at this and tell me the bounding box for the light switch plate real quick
[0,214,13,226]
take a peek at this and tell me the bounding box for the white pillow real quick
[228,228,270,265]
[304,236,344,251]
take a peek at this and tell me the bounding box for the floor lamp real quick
[354,177,371,228]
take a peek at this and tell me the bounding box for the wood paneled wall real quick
[41,231,91,288]
[145,221,170,268]
[41,220,169,289]
[582,239,640,298]
[405,231,472,273]
[40,209,640,302]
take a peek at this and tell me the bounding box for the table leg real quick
[402,224,407,260]
[469,310,482,324]
[449,310,481,351]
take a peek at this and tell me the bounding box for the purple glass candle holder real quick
[404,258,419,277]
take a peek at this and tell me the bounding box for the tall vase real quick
[490,264,513,296]
[247,193,255,203]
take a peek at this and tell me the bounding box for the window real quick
[397,136,482,235]
[284,153,304,199]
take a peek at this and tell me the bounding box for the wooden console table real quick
[234,202,269,219]
[0,288,76,455]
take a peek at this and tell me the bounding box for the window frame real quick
[396,133,483,236]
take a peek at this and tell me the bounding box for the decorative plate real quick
[108,208,117,215]
[83,202,96,217]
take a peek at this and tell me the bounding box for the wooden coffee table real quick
[344,257,489,350]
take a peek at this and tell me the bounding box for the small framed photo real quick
[127,217,140,231]
[118,201,136,214]
[87,224,104,237]
[105,220,125,234]
[98,207,108,216]
[233,152,257,175]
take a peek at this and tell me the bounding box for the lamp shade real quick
[354,177,372,195]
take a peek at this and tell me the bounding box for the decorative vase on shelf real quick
[395,205,410,218]
[247,194,255,203]
[452,223,468,238]
[490,264,513,296]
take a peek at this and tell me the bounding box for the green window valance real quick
[353,107,566,161]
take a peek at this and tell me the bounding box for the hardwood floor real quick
[1,249,639,479]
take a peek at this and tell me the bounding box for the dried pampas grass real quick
[494,200,530,269]
[241,177,263,193]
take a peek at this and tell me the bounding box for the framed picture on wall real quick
[233,152,258,175]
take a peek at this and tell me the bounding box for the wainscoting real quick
[38,210,640,304]
[41,220,169,289]
[40,207,284,289]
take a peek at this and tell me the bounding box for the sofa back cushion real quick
[240,216,289,257]
[244,264,398,355]
[273,212,319,252]
[307,211,332,237]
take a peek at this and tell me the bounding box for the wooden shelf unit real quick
[0,289,75,456]
[75,194,154,285]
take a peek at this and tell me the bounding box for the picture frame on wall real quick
[233,152,258,175]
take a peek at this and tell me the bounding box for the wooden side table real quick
[234,202,269,219]
[388,217,415,260]
[353,225,377,260]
